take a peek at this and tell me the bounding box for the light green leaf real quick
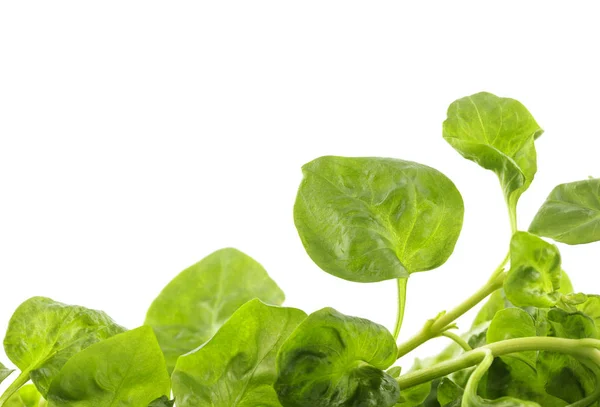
[575,294,600,333]
[294,156,464,282]
[46,326,170,407]
[5,384,45,407]
[487,308,537,369]
[394,360,431,407]
[172,299,306,407]
[503,232,562,308]
[529,178,600,245]
[275,307,400,407]
[443,92,543,225]
[0,361,13,385]
[3,297,125,396]
[145,248,285,372]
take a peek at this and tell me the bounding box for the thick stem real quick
[393,278,408,341]
[396,337,600,390]
[396,271,505,359]
[0,369,30,406]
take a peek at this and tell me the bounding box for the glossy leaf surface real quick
[294,156,464,282]
[275,307,400,407]
[3,297,125,396]
[503,232,562,308]
[529,178,600,244]
[145,248,285,371]
[46,326,170,407]
[443,92,543,211]
[172,299,306,407]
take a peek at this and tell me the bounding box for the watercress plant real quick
[1,91,598,406]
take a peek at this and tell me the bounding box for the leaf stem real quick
[393,278,408,341]
[396,271,506,359]
[0,369,30,406]
[396,337,600,390]
[440,331,472,352]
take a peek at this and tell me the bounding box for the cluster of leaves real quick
[1,92,600,406]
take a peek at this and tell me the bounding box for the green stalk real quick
[396,271,505,359]
[393,278,408,341]
[441,331,472,352]
[396,337,600,390]
[0,369,30,406]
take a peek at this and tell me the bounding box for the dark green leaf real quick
[529,178,600,244]
[148,396,175,407]
[503,232,562,308]
[3,297,125,396]
[145,248,285,372]
[487,308,537,369]
[275,307,400,407]
[294,156,464,282]
[437,378,463,407]
[172,299,306,407]
[46,326,170,407]
[443,92,543,214]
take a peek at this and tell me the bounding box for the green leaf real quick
[575,294,600,333]
[172,299,306,407]
[275,307,400,407]
[503,232,562,308]
[472,290,513,328]
[145,248,285,372]
[487,308,537,369]
[148,396,175,407]
[443,92,543,221]
[0,361,14,385]
[3,297,125,396]
[463,351,540,407]
[394,360,431,407]
[46,326,170,407]
[437,378,463,407]
[529,178,600,244]
[4,384,45,407]
[294,156,464,282]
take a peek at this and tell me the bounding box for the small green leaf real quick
[575,294,600,333]
[46,326,170,407]
[503,232,562,308]
[5,384,45,407]
[487,308,537,369]
[0,361,13,385]
[437,378,463,406]
[275,307,400,407]
[145,248,285,372]
[3,297,125,396]
[443,92,543,216]
[172,299,306,407]
[147,396,175,407]
[529,178,600,244]
[294,156,464,282]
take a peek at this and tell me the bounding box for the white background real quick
[1,1,599,380]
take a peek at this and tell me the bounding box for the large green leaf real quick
[172,299,306,407]
[486,308,537,369]
[503,232,562,308]
[145,248,285,372]
[529,178,600,245]
[0,361,13,385]
[275,307,400,407]
[5,384,45,407]
[443,92,543,222]
[294,156,464,282]
[46,326,170,407]
[3,297,125,396]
